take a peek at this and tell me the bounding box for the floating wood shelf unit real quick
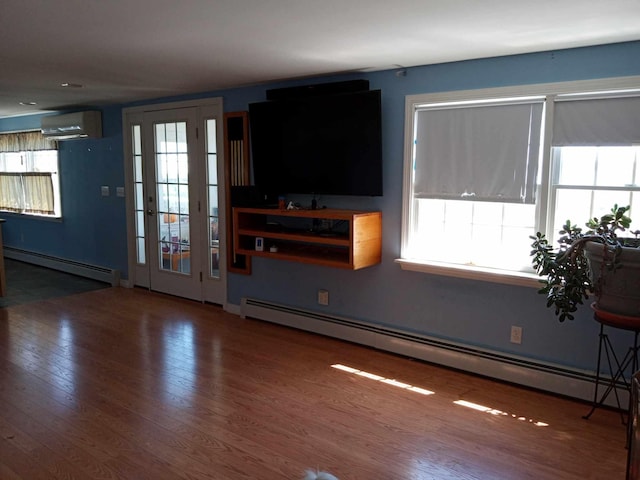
[233,207,382,270]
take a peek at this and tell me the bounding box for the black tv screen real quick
[249,89,383,197]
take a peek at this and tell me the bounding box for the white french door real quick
[123,99,226,305]
[144,108,201,299]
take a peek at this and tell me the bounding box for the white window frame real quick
[548,146,640,243]
[397,76,640,287]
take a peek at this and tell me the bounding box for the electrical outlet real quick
[318,289,329,306]
[510,326,523,344]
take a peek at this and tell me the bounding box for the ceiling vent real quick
[41,111,102,140]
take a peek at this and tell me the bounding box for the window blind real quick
[553,96,640,146]
[414,100,544,204]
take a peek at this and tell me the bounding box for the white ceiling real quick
[1,0,639,119]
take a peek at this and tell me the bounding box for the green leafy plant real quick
[530,204,639,322]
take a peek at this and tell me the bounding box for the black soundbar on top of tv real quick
[265,79,370,101]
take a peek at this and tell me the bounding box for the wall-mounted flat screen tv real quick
[248,88,383,197]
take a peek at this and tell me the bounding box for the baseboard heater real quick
[4,247,120,287]
[241,297,627,408]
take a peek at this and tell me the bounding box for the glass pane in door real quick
[132,125,146,264]
[206,119,220,278]
[156,121,191,274]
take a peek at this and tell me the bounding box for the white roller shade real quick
[553,96,640,146]
[414,100,544,204]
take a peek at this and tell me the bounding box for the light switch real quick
[101,186,110,196]
[116,187,125,197]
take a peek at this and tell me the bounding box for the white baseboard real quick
[225,302,241,316]
[4,247,121,287]
[240,297,628,408]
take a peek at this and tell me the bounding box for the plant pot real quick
[585,240,640,317]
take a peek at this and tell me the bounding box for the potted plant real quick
[530,204,640,321]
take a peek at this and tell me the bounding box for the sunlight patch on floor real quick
[454,399,549,427]
[331,364,435,396]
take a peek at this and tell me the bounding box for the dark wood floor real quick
[0,258,109,308]
[0,287,628,479]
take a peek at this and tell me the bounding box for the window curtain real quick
[0,130,56,152]
[22,173,54,214]
[413,100,544,204]
[0,173,23,212]
[0,172,54,214]
[552,95,640,146]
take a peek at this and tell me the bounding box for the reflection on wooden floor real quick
[0,287,628,479]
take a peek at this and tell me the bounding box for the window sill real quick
[0,211,62,222]
[395,258,541,288]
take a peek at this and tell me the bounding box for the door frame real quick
[122,97,227,307]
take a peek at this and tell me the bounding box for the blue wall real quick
[2,41,640,372]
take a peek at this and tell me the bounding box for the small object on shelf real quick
[233,207,382,270]
[270,245,278,253]
[278,196,286,209]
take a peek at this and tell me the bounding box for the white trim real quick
[395,258,540,288]
[0,128,41,135]
[539,96,556,236]
[224,302,241,316]
[405,75,640,106]
[415,95,545,110]
[400,94,417,257]
[122,97,224,115]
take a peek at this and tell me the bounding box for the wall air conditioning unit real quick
[41,111,102,140]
